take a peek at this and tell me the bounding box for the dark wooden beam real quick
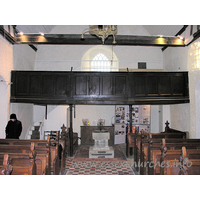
[0,25,16,44]
[162,25,188,51]
[187,29,200,46]
[69,104,73,157]
[15,34,185,47]
[0,26,37,51]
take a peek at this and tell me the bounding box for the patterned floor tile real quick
[64,145,135,175]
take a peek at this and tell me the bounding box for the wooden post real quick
[129,105,133,155]
[129,105,132,134]
[179,146,189,175]
[140,130,144,174]
[160,138,167,175]
[60,124,67,174]
[45,105,47,120]
[69,104,73,157]
[134,129,138,171]
[126,123,129,157]
[148,134,153,175]
[129,105,136,169]
[0,154,12,175]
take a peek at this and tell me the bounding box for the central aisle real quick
[65,145,135,175]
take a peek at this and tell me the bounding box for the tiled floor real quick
[65,145,135,175]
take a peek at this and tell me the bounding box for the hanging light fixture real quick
[81,25,117,44]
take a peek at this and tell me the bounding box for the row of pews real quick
[126,121,200,175]
[0,124,78,175]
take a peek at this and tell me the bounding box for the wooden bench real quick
[163,120,188,138]
[143,138,200,175]
[0,143,37,175]
[127,131,187,172]
[41,127,68,174]
[0,124,77,175]
[126,121,187,162]
[0,133,61,175]
[180,147,200,175]
[0,139,51,175]
[0,154,12,175]
[158,141,200,175]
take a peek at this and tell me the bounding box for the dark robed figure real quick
[5,114,22,139]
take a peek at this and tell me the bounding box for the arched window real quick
[91,53,111,71]
[81,46,119,72]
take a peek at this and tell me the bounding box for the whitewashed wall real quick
[35,25,163,71]
[163,30,200,138]
[0,35,36,139]
[188,38,200,138]
[0,35,13,138]
[163,46,190,133]
[8,44,36,139]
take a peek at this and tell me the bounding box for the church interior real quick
[0,22,200,198]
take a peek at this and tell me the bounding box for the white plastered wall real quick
[188,38,200,138]
[163,34,200,137]
[0,35,13,138]
[163,45,190,134]
[0,33,36,139]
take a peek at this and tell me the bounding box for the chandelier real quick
[81,25,117,44]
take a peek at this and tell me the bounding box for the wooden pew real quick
[160,141,200,175]
[126,121,197,175]
[37,129,64,174]
[0,140,51,175]
[179,147,200,175]
[0,143,37,175]
[0,134,61,175]
[127,131,187,173]
[126,121,187,155]
[0,154,12,175]
[146,138,200,175]
[60,124,67,174]
[0,125,75,175]
[126,121,187,161]
[50,131,60,175]
[157,145,200,175]
[163,120,188,138]
[152,139,200,175]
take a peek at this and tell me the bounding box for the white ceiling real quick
[16,25,56,34]
[16,25,184,37]
[143,25,183,36]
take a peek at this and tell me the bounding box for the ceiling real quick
[16,25,184,37]
[143,25,183,36]
[16,25,56,34]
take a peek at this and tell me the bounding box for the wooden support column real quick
[129,105,133,134]
[135,129,138,171]
[129,105,133,156]
[129,105,138,169]
[45,105,47,120]
[69,104,73,157]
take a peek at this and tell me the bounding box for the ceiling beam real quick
[0,25,15,44]
[15,34,185,47]
[162,25,188,51]
[0,26,37,51]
